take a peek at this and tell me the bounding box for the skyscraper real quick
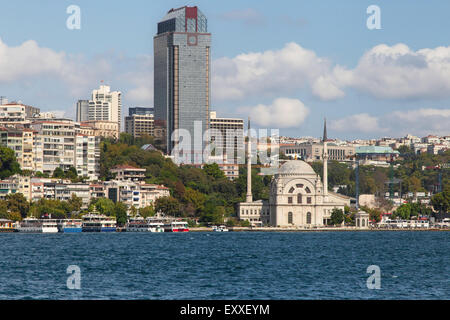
[154,6,211,162]
[76,100,89,122]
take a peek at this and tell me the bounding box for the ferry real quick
[18,218,59,233]
[82,214,116,232]
[163,220,189,233]
[126,217,164,233]
[212,225,229,232]
[57,219,83,233]
[0,219,15,233]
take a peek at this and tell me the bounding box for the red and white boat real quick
[163,220,189,232]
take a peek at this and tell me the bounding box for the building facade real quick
[88,85,122,131]
[125,114,155,138]
[154,6,211,162]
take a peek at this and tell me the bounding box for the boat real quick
[126,217,164,233]
[82,214,116,232]
[0,219,16,233]
[163,220,189,233]
[212,225,229,232]
[18,217,58,233]
[57,219,82,233]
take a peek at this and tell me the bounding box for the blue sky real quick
[0,0,449,139]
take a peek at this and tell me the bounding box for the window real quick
[288,197,293,204]
[307,197,312,204]
[297,193,302,204]
[289,187,295,193]
[288,212,293,224]
[307,212,312,224]
[305,187,311,193]
[296,184,303,188]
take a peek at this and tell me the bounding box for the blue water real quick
[0,232,449,300]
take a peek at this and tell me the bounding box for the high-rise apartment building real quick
[209,111,244,164]
[88,85,122,131]
[129,107,154,116]
[76,100,89,122]
[154,6,211,163]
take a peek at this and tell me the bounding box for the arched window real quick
[307,212,312,224]
[288,212,293,224]
[297,193,302,204]
[289,187,295,193]
[305,187,311,193]
[362,219,365,227]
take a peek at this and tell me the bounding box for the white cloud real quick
[240,97,309,128]
[122,55,153,105]
[212,42,341,102]
[330,108,450,137]
[330,113,386,134]
[0,38,111,97]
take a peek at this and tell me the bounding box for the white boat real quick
[212,225,229,232]
[57,219,83,233]
[126,217,164,232]
[163,220,189,233]
[82,214,116,232]
[18,218,58,233]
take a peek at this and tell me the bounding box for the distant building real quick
[356,146,400,166]
[154,6,211,160]
[76,100,89,122]
[281,142,355,162]
[129,107,154,116]
[80,120,119,140]
[111,165,146,182]
[209,111,244,164]
[125,114,154,138]
[88,85,122,131]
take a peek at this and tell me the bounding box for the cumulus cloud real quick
[212,42,342,102]
[0,38,111,96]
[330,108,450,137]
[239,97,309,128]
[122,54,153,105]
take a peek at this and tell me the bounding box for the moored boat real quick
[18,217,58,233]
[126,217,164,232]
[0,219,15,233]
[163,220,189,233]
[57,219,83,233]
[82,214,116,232]
[212,225,229,232]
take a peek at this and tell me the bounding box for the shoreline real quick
[190,227,450,232]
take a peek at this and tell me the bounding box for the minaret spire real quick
[246,117,253,203]
[323,118,328,199]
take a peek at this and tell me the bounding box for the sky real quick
[0,0,449,140]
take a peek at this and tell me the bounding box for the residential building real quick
[154,6,211,161]
[125,114,154,138]
[76,100,89,122]
[88,85,122,131]
[0,103,28,125]
[209,111,244,164]
[0,127,37,171]
[111,165,146,182]
[281,142,355,162]
[129,107,154,116]
[79,120,119,139]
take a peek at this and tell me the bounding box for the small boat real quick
[82,214,116,232]
[212,225,229,232]
[18,218,58,233]
[0,219,15,233]
[163,220,189,233]
[57,219,82,233]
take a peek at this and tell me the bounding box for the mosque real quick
[238,120,351,227]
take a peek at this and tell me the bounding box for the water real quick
[0,231,449,300]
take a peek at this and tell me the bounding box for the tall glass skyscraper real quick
[154,6,211,163]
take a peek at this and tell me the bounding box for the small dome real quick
[278,160,316,175]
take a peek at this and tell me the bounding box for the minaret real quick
[246,117,253,203]
[323,118,328,199]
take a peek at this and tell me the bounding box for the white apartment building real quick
[87,85,122,131]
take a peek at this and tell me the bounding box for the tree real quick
[329,208,344,226]
[52,167,65,178]
[114,202,128,226]
[155,196,181,217]
[0,145,21,179]
[68,194,83,213]
[90,198,116,216]
[6,193,30,218]
[183,188,206,214]
[203,163,225,180]
[431,190,450,213]
[139,205,155,218]
[394,203,411,220]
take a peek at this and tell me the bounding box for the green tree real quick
[6,193,30,218]
[90,198,116,216]
[68,194,83,213]
[114,202,128,226]
[52,167,64,178]
[155,196,181,217]
[431,190,450,213]
[394,203,412,220]
[203,163,225,180]
[0,145,21,179]
[329,208,344,226]
[139,205,155,218]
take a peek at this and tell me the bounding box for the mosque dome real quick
[278,160,317,175]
